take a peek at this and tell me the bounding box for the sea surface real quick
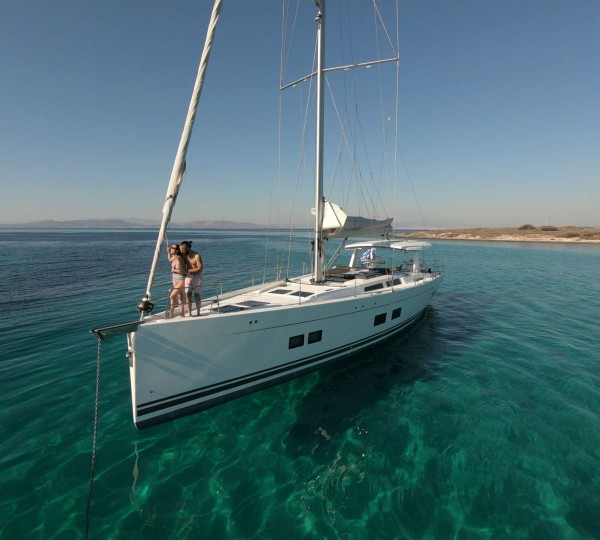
[1,229,599,539]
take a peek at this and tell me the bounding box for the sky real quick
[1,0,599,229]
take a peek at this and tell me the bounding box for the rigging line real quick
[373,4,393,218]
[326,72,387,222]
[372,0,398,57]
[286,32,318,279]
[379,4,401,214]
[393,56,399,226]
[281,0,302,86]
[305,214,314,276]
[333,5,391,220]
[338,0,360,212]
[84,337,102,540]
[399,146,430,232]
[326,129,346,201]
[327,96,359,217]
[324,78,350,195]
[266,2,292,284]
[339,0,355,69]
[263,111,281,285]
[393,0,400,225]
[391,2,431,239]
[332,0,351,209]
[325,76,368,213]
[338,76,359,211]
[354,98,388,218]
[322,3,398,225]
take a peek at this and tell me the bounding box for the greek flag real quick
[360,248,375,265]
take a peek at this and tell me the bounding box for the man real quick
[179,240,203,316]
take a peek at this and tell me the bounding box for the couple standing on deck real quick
[167,241,203,318]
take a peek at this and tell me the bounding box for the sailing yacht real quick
[92,0,443,429]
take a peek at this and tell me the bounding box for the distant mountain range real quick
[0,219,269,229]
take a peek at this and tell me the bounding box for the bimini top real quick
[345,239,432,252]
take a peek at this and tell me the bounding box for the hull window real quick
[374,313,387,326]
[308,330,323,344]
[289,335,305,349]
[392,307,402,320]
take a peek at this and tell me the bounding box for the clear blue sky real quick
[1,1,598,228]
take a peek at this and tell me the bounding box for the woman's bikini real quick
[172,257,185,282]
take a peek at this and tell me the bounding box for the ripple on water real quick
[2,234,600,538]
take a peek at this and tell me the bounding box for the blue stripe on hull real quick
[135,310,426,428]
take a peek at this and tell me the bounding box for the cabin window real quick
[392,307,402,320]
[289,335,304,349]
[308,330,322,344]
[374,313,386,326]
[393,278,401,285]
[364,283,384,292]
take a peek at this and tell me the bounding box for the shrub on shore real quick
[517,224,536,230]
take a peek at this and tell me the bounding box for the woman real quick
[167,243,187,318]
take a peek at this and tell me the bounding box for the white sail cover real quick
[314,200,393,238]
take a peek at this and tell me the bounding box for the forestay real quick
[143,0,223,304]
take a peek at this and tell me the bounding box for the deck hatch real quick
[270,289,292,295]
[212,305,247,313]
[290,291,314,297]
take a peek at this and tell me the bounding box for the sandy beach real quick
[398,226,600,244]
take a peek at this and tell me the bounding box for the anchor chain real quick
[85,336,102,539]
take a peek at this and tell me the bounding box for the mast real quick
[313,0,325,282]
[139,0,223,312]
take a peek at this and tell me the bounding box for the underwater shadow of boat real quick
[282,291,492,456]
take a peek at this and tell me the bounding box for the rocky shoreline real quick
[397,226,600,244]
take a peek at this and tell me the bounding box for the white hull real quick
[129,271,441,428]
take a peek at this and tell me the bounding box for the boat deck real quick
[142,265,439,322]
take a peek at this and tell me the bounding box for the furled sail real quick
[314,199,393,239]
[144,0,223,301]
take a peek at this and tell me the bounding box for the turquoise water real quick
[1,230,599,539]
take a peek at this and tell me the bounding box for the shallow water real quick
[1,230,599,539]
